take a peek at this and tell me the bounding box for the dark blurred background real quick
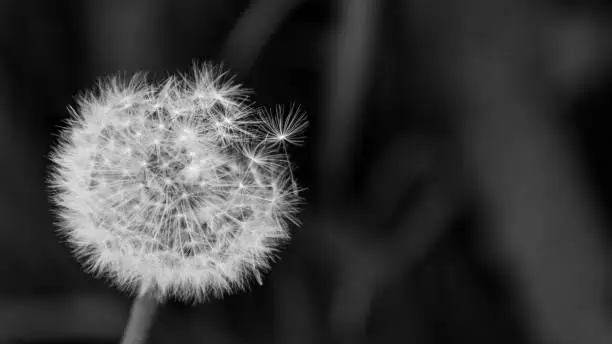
[2,0,612,343]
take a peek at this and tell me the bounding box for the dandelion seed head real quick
[48,64,305,302]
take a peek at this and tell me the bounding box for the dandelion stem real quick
[120,285,159,344]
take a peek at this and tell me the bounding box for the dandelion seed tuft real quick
[48,63,305,302]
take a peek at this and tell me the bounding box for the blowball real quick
[48,65,306,302]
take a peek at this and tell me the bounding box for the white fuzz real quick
[48,64,305,302]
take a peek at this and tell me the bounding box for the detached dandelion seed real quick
[259,105,308,194]
[261,104,308,147]
[48,63,306,343]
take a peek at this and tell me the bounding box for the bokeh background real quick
[1,0,612,343]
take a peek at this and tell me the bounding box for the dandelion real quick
[48,63,305,343]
